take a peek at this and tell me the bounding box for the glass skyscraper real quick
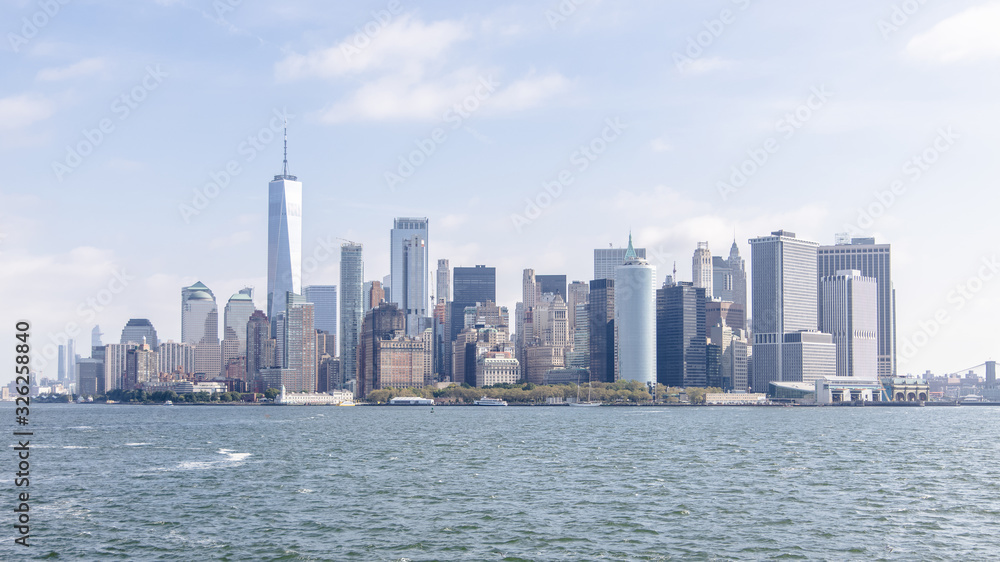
[339,243,364,385]
[451,265,496,343]
[614,235,656,386]
[304,285,338,337]
[390,217,429,334]
[266,134,302,333]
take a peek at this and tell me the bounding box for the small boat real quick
[163,400,173,406]
[474,397,508,406]
[388,397,434,406]
[338,400,356,406]
[569,381,601,407]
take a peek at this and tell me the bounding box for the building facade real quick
[615,235,656,386]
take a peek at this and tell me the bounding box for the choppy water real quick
[4,403,1000,560]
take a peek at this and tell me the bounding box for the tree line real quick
[365,382,726,405]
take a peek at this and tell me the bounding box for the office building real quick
[536,274,567,301]
[124,342,158,389]
[304,285,337,337]
[436,259,450,303]
[284,294,317,392]
[728,240,747,312]
[615,235,656,386]
[222,291,255,371]
[77,358,104,396]
[692,242,713,295]
[339,243,364,384]
[181,281,221,378]
[266,131,303,332]
[594,246,647,281]
[656,281,707,388]
[158,341,195,376]
[567,281,589,336]
[705,301,746,336]
[390,217,429,331]
[821,270,878,379]
[451,265,496,343]
[588,278,615,383]
[121,319,158,348]
[817,237,895,377]
[709,321,749,392]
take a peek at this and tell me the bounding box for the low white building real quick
[705,393,767,405]
[815,376,881,404]
[276,386,355,405]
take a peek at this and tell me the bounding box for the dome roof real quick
[188,291,213,301]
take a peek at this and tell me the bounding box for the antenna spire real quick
[282,119,288,177]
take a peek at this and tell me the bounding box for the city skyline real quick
[3,1,1000,384]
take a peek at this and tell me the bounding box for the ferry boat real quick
[474,397,508,406]
[163,400,174,406]
[388,396,434,406]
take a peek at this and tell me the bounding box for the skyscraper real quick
[615,234,656,386]
[304,285,338,337]
[692,242,713,295]
[436,259,450,303]
[266,128,302,333]
[284,293,317,392]
[817,237,895,377]
[594,246,647,281]
[656,281,707,388]
[245,310,271,382]
[390,217,429,332]
[401,234,428,335]
[749,230,831,390]
[120,319,158,348]
[223,291,255,375]
[821,270,878,379]
[588,279,615,383]
[728,240,747,314]
[158,341,195,376]
[339,243,364,385]
[536,275,567,301]
[181,281,220,378]
[451,265,497,343]
[711,256,732,301]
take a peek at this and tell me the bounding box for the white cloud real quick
[276,15,469,81]
[0,94,55,131]
[36,57,108,81]
[906,2,1000,63]
[487,72,572,113]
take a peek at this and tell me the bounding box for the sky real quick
[2,0,999,384]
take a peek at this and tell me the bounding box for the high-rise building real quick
[728,240,747,313]
[367,280,385,311]
[58,345,66,380]
[817,237,895,377]
[124,342,158,389]
[436,259,450,303]
[566,281,590,337]
[711,256,732,301]
[709,321,749,392]
[284,294,316,392]
[692,242,713,295]
[565,302,590,370]
[656,281,707,388]
[181,281,220,378]
[451,265,496,343]
[158,341,195,376]
[705,301,746,336]
[821,270,878,379]
[103,343,133,391]
[615,234,656,386]
[77,358,104,396]
[245,310,272,381]
[339,243,364,384]
[222,291,255,373]
[121,319,158,348]
[304,285,337,337]
[588,279,615,383]
[390,217,429,332]
[266,129,302,333]
[357,303,406,397]
[66,339,76,383]
[91,325,103,348]
[749,230,828,390]
[401,234,428,335]
[536,275,567,301]
[594,246,647,281]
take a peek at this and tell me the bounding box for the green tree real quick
[264,388,280,400]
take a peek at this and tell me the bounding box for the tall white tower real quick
[615,233,656,386]
[267,125,302,332]
[692,241,713,295]
[821,270,878,378]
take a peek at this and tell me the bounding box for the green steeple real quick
[624,232,636,260]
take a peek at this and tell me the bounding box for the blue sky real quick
[2,0,999,383]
